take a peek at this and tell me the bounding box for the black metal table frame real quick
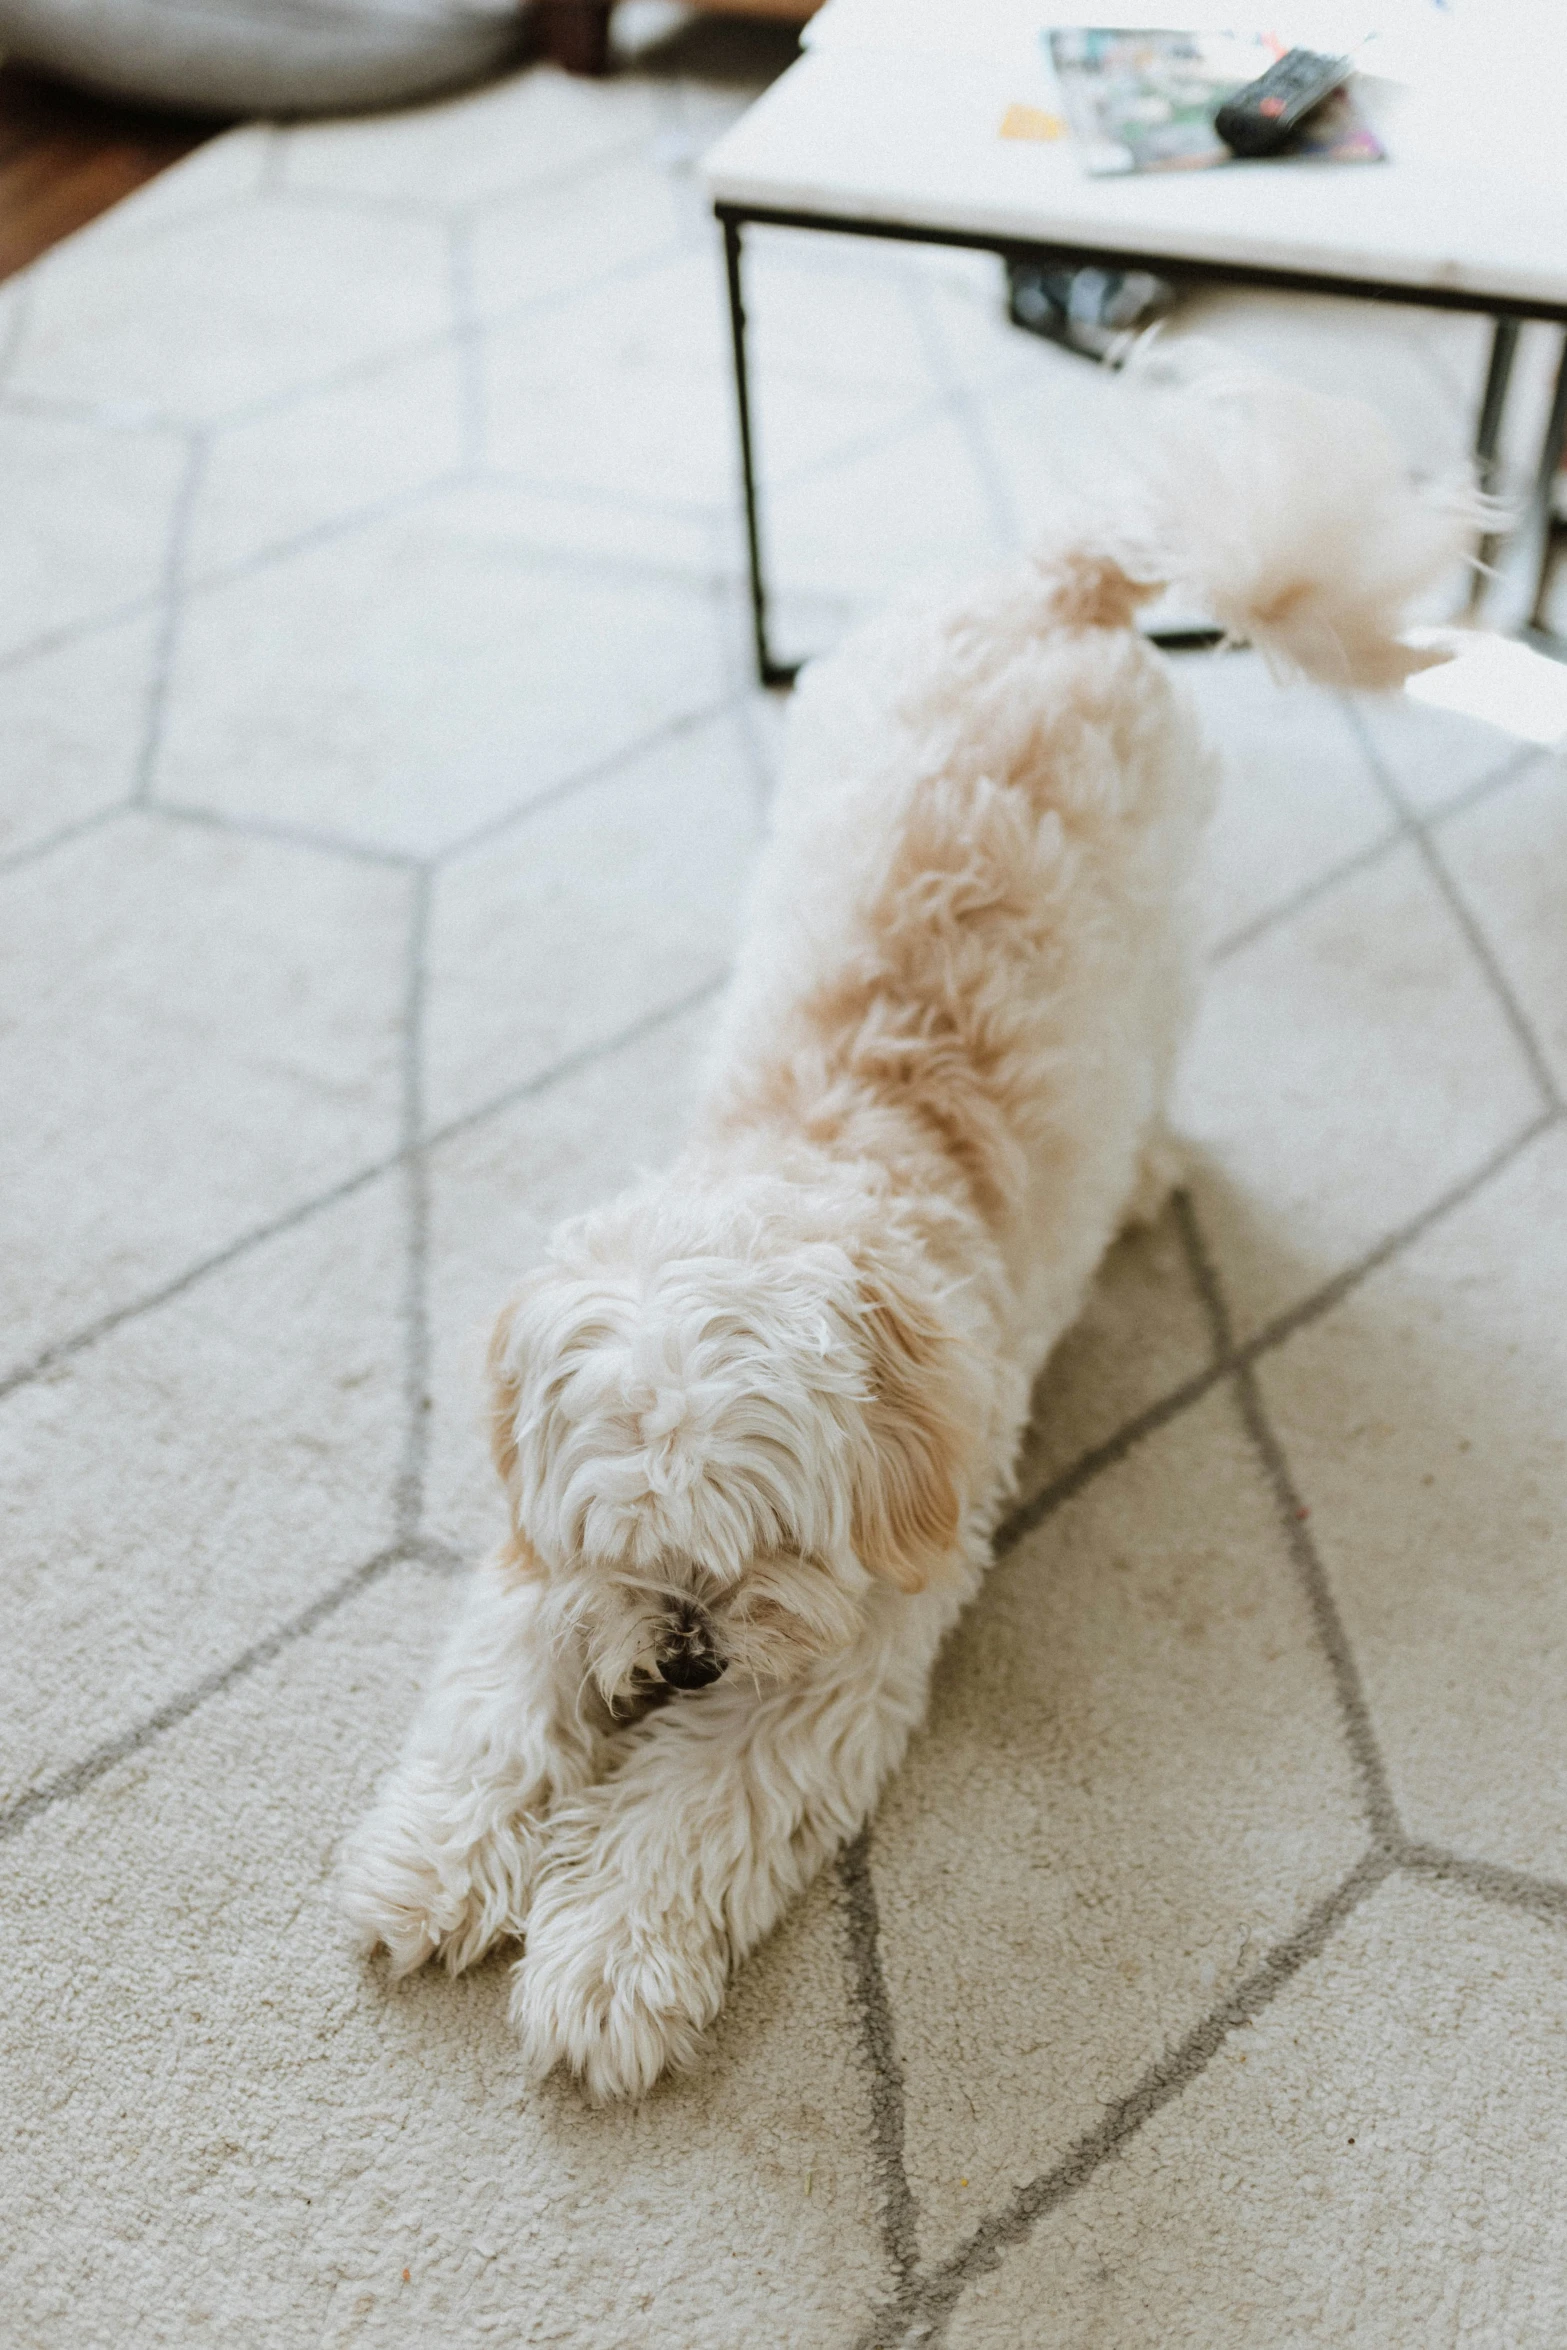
[716,199,1567,688]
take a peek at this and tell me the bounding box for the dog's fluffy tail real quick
[1046,357,1476,689]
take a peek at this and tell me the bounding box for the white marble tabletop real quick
[703,0,1567,311]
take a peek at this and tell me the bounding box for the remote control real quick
[1214,48,1353,159]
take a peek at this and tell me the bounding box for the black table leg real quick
[723,216,799,690]
[1525,333,1567,640]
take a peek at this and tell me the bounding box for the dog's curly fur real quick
[340,367,1468,2098]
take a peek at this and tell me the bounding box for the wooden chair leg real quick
[538,1,613,74]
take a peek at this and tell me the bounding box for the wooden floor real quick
[0,62,212,282]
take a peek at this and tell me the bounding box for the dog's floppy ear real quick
[849,1250,972,1594]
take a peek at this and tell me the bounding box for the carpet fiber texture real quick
[3,21,1567,2348]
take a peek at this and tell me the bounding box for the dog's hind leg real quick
[510,1566,979,2100]
[338,1554,606,1977]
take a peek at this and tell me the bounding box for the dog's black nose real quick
[655,1602,725,1691]
[656,1648,725,1691]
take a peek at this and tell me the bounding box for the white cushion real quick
[0,0,526,117]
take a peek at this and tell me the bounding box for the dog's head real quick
[486,1177,974,1717]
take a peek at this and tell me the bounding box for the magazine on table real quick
[1046,27,1385,174]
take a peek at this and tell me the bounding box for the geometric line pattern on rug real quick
[4,636,1564,2326]
[5,656,1564,2347]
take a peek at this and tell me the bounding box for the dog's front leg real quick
[511,1572,973,2099]
[339,1554,605,1977]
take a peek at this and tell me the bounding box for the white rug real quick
[4,20,1567,2346]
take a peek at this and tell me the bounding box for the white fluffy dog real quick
[341,367,1465,2098]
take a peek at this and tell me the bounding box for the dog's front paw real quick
[510,1856,728,2100]
[338,1775,544,1978]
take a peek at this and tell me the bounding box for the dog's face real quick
[487,1179,971,1718]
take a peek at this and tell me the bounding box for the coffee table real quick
[702,0,1567,684]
